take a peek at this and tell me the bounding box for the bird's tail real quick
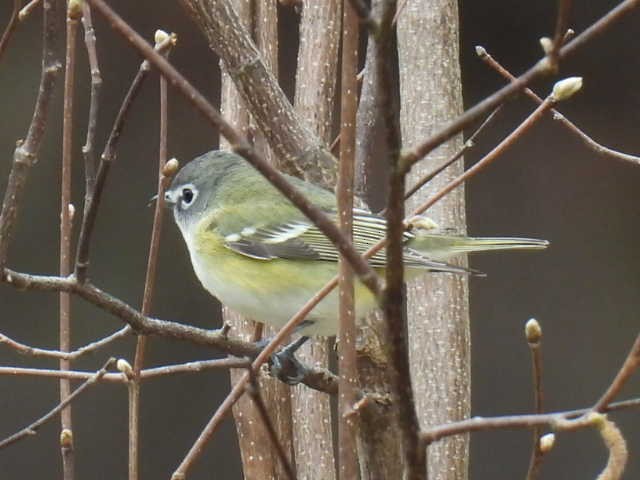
[409,234,549,261]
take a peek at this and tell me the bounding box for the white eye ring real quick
[180,184,198,208]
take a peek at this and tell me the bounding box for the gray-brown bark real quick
[397,1,470,479]
[180,0,338,186]
[353,1,407,477]
[290,2,341,479]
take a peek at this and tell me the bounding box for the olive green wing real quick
[213,206,472,274]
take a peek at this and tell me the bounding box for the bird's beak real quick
[148,192,176,208]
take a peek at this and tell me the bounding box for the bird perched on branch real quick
[165,150,548,338]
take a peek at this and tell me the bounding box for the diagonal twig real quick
[400,0,640,172]
[0,327,131,361]
[0,358,115,450]
[593,332,640,412]
[0,0,21,62]
[477,46,640,167]
[74,34,176,283]
[0,0,63,273]
[86,0,382,302]
[404,105,503,201]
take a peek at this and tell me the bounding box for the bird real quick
[164,150,549,338]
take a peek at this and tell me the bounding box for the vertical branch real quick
[525,319,546,480]
[0,0,62,272]
[59,3,81,479]
[338,2,359,478]
[353,2,406,477]
[396,1,469,479]
[129,30,176,480]
[547,0,573,68]
[80,2,101,195]
[74,36,175,282]
[291,1,340,478]
[376,1,424,478]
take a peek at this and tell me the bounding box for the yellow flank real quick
[191,220,379,332]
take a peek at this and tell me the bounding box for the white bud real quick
[68,203,75,221]
[552,77,583,101]
[539,37,553,54]
[154,29,170,47]
[116,358,134,378]
[525,318,542,343]
[475,45,487,57]
[539,433,555,453]
[162,158,180,178]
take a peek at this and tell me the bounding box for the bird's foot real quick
[254,336,310,385]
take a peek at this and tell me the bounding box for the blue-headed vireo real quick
[165,150,548,336]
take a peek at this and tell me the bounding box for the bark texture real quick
[353,2,406,478]
[290,2,341,479]
[397,1,470,479]
[180,0,338,185]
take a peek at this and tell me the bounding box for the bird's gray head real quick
[164,150,241,234]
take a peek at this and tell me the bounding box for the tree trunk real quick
[397,2,470,479]
[290,2,341,479]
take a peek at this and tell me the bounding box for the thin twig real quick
[80,2,101,194]
[400,0,640,172]
[0,327,131,360]
[409,95,558,219]
[130,32,175,480]
[74,34,176,283]
[60,4,81,477]
[0,358,250,382]
[170,278,342,479]
[404,105,503,200]
[477,47,640,167]
[593,333,640,412]
[525,319,545,480]
[2,268,339,393]
[0,358,115,450]
[246,372,296,480]
[391,0,407,25]
[86,0,383,300]
[420,403,634,446]
[0,0,62,272]
[0,0,20,62]
[377,1,423,478]
[337,1,359,478]
[180,0,338,186]
[548,0,574,69]
[18,0,43,21]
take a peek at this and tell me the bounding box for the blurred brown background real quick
[0,1,639,478]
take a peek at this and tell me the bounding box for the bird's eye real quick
[180,185,197,208]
